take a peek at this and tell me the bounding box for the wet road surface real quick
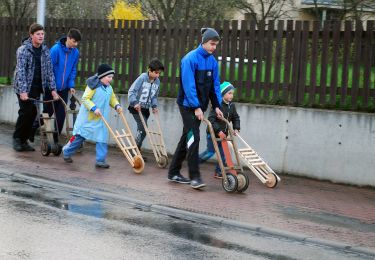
[0,173,372,260]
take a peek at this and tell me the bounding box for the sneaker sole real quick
[96,165,110,169]
[191,183,206,189]
[167,178,190,184]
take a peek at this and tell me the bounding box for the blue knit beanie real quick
[220,81,235,96]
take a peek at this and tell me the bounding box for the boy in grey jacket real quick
[128,59,164,153]
[12,23,58,152]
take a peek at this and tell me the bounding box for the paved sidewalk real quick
[0,123,374,250]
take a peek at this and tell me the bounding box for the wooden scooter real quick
[138,110,169,168]
[236,133,280,188]
[202,118,250,193]
[30,98,63,156]
[100,111,145,174]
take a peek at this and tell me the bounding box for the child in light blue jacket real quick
[63,64,122,168]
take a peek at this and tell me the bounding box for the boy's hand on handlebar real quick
[134,104,141,112]
[51,90,59,100]
[152,108,158,114]
[94,108,101,116]
[195,108,203,120]
[215,107,223,118]
[69,88,76,95]
[20,92,28,101]
[116,106,123,114]
[218,131,226,139]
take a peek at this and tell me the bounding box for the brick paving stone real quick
[0,123,374,249]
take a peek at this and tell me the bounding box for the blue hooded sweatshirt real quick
[177,44,222,112]
[50,37,80,91]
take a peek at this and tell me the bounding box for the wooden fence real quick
[0,17,374,110]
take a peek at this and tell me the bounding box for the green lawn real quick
[3,60,374,112]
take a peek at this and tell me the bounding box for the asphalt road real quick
[1,122,375,259]
[0,172,372,260]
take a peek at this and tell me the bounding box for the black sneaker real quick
[13,138,23,151]
[167,174,190,184]
[21,142,35,151]
[95,162,110,169]
[190,178,206,189]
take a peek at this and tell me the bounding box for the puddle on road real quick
[0,176,294,259]
[1,178,105,218]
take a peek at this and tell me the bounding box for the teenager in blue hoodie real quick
[43,28,81,139]
[168,28,223,190]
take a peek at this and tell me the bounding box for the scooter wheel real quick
[222,173,238,193]
[41,142,51,156]
[236,173,250,193]
[52,144,62,156]
[133,155,145,174]
[265,173,278,188]
[157,155,169,168]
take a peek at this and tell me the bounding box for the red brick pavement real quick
[0,127,374,249]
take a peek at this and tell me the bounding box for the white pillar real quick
[322,9,327,23]
[37,0,46,26]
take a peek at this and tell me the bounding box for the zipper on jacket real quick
[225,103,231,134]
[145,82,154,107]
[61,52,68,90]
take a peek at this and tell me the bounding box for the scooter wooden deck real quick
[138,111,168,168]
[100,111,144,174]
[236,134,280,188]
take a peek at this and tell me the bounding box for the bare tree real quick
[0,0,114,19]
[45,0,113,19]
[230,0,296,24]
[138,0,234,22]
[340,0,375,21]
[138,0,178,21]
[0,0,36,18]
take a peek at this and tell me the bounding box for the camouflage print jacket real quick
[13,38,56,94]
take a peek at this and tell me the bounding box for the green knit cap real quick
[220,81,235,96]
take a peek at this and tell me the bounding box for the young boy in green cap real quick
[199,81,240,178]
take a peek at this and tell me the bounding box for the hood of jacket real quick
[56,37,73,53]
[86,75,102,90]
[21,37,48,53]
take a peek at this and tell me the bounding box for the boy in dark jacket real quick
[199,81,240,178]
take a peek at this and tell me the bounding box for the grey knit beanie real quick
[201,28,220,43]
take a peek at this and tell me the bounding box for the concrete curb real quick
[2,170,375,258]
